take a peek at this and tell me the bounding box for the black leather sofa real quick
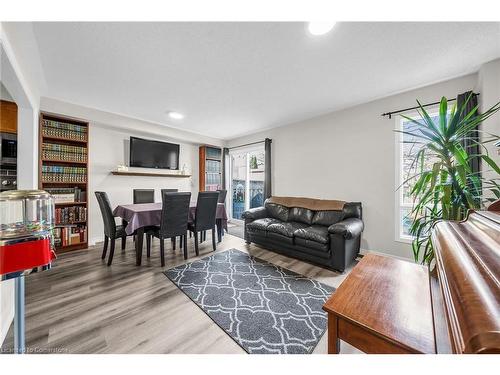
[242,197,363,272]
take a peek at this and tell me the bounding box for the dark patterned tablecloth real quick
[113,202,228,235]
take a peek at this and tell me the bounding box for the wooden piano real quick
[431,208,500,353]
[323,206,500,354]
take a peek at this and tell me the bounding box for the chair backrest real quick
[194,191,219,231]
[95,191,116,237]
[159,192,191,238]
[161,188,178,197]
[133,189,155,204]
[216,189,227,204]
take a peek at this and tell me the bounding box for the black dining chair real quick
[160,189,181,247]
[201,189,227,242]
[216,189,227,203]
[201,190,226,242]
[188,191,219,255]
[133,189,155,204]
[161,188,178,196]
[132,189,155,246]
[146,192,191,266]
[216,189,227,241]
[95,191,132,266]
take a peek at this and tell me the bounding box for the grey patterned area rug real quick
[164,249,334,354]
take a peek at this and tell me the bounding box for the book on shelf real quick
[52,193,75,203]
[41,165,87,183]
[205,172,221,186]
[45,187,86,203]
[206,184,220,191]
[53,226,87,247]
[42,142,87,162]
[55,205,87,224]
[206,159,221,173]
[42,119,87,141]
[205,147,221,159]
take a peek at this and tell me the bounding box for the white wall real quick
[0,23,47,101]
[477,59,500,187]
[226,74,479,260]
[1,82,13,100]
[88,125,200,244]
[1,23,41,346]
[1,30,40,190]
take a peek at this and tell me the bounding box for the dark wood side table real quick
[322,253,436,354]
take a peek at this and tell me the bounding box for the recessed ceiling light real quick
[307,22,336,36]
[166,111,184,120]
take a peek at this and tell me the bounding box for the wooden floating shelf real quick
[110,171,191,178]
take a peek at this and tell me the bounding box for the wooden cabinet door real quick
[0,100,18,134]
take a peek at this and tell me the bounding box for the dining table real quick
[113,202,228,265]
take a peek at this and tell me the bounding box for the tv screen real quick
[129,136,180,170]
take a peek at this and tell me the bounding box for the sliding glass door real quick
[229,146,265,221]
[230,152,247,220]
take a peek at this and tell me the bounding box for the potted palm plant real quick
[398,94,500,264]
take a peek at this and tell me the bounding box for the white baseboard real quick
[359,248,413,262]
[89,237,100,247]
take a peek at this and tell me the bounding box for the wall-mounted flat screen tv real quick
[129,136,180,170]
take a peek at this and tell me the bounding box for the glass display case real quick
[0,190,56,354]
[0,190,54,239]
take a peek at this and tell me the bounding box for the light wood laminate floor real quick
[2,233,360,354]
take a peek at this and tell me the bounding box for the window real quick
[395,110,443,242]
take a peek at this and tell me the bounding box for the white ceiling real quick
[30,22,500,140]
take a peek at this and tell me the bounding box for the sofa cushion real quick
[294,225,330,244]
[294,237,330,252]
[288,207,314,225]
[266,203,289,222]
[246,218,281,232]
[267,221,308,237]
[267,232,294,245]
[312,210,344,226]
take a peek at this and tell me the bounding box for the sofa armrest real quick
[328,218,364,239]
[241,206,268,221]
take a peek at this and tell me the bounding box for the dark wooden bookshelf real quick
[39,112,89,253]
[199,145,223,191]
